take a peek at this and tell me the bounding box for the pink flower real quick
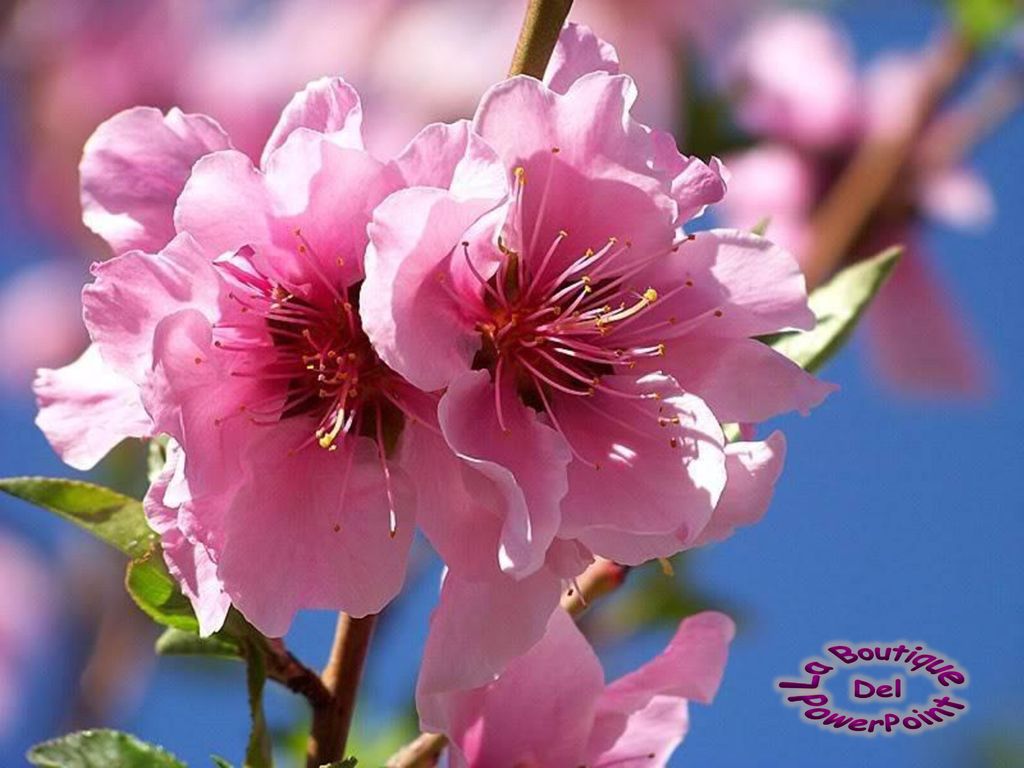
[427,609,735,768]
[364,25,829,694]
[0,262,88,391]
[726,11,860,150]
[35,78,434,636]
[0,533,55,736]
[719,13,992,395]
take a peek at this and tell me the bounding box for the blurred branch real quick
[306,613,378,768]
[508,0,574,78]
[804,33,974,289]
[385,559,631,767]
[920,62,1024,169]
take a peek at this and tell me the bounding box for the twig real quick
[803,33,974,289]
[385,733,448,768]
[306,613,378,768]
[561,557,630,617]
[264,638,331,709]
[508,0,574,78]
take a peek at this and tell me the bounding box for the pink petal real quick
[362,188,501,392]
[662,336,835,423]
[655,229,815,338]
[213,426,414,637]
[144,443,230,636]
[919,165,995,232]
[556,375,727,562]
[82,233,221,383]
[392,120,508,201]
[650,131,728,222]
[693,431,787,547]
[260,76,363,169]
[398,420,507,580]
[438,610,604,768]
[81,107,231,254]
[263,134,402,289]
[472,73,678,267]
[587,611,735,765]
[439,370,571,576]
[173,149,279,261]
[863,249,987,396]
[543,22,620,94]
[416,567,565,711]
[34,344,151,471]
[728,11,860,148]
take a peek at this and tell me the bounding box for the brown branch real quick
[306,613,378,768]
[803,33,974,289]
[508,0,574,79]
[264,638,331,709]
[386,559,630,767]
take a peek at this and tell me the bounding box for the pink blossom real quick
[427,609,735,768]
[719,13,992,395]
[0,262,88,390]
[4,0,738,242]
[726,11,860,149]
[35,78,434,636]
[0,533,55,735]
[364,25,829,693]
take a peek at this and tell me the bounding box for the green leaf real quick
[147,437,170,484]
[244,639,273,768]
[750,217,771,237]
[949,0,1021,46]
[320,760,358,768]
[27,729,186,768]
[125,548,200,632]
[156,628,242,659]
[211,757,234,768]
[0,477,155,558]
[764,248,902,374]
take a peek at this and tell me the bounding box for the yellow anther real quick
[659,557,675,577]
[643,288,658,303]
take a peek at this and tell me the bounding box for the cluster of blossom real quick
[719,10,993,395]
[34,24,833,763]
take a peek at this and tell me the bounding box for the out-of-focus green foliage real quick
[949,0,1022,46]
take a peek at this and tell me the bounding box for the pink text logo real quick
[775,641,969,736]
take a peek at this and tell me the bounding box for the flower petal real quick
[439,370,571,576]
[213,428,414,637]
[661,336,835,423]
[587,611,735,766]
[863,248,987,396]
[436,610,604,768]
[362,188,499,392]
[81,107,231,254]
[260,76,363,169]
[416,567,564,708]
[543,22,620,94]
[144,442,231,636]
[693,431,787,547]
[556,375,727,561]
[82,233,220,383]
[392,120,508,201]
[34,345,151,471]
